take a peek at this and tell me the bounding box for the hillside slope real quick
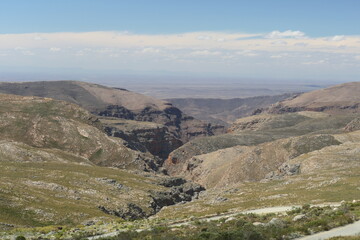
[0,81,224,141]
[0,94,205,229]
[0,93,158,170]
[167,93,295,125]
[165,82,360,183]
[164,112,358,176]
[267,82,360,114]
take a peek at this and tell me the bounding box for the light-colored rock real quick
[292,214,306,222]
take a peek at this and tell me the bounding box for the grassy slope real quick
[0,94,166,228]
[160,129,360,219]
[155,166,360,220]
[0,94,156,169]
[165,112,359,175]
[0,151,163,228]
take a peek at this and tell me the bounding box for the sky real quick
[0,0,359,83]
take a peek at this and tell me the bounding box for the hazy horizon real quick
[1,0,359,88]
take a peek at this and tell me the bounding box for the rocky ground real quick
[0,81,225,149]
[0,81,359,239]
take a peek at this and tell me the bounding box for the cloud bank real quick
[0,30,359,80]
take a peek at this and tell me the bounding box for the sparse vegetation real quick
[2,201,358,240]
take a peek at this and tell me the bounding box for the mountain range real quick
[0,80,359,239]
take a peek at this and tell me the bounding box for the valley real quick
[0,81,359,240]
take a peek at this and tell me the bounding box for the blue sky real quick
[0,0,359,83]
[1,0,359,36]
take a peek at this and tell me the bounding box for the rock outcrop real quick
[0,93,158,171]
[265,82,360,114]
[150,178,205,213]
[165,112,357,178]
[0,81,225,159]
[98,177,205,219]
[100,118,182,160]
[344,117,360,132]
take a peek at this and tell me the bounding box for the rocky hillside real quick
[99,117,182,161]
[0,81,225,151]
[177,133,346,188]
[164,111,358,177]
[0,93,158,170]
[167,93,296,125]
[164,82,360,190]
[0,93,205,228]
[266,82,360,114]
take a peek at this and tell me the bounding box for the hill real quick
[0,93,204,229]
[164,111,358,178]
[167,93,296,125]
[0,81,225,159]
[266,82,360,114]
[0,93,156,170]
[165,82,360,185]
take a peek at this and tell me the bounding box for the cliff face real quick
[0,81,225,159]
[98,105,225,143]
[100,118,182,161]
[0,93,158,171]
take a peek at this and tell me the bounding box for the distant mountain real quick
[166,93,296,125]
[266,82,360,114]
[164,82,360,188]
[0,81,225,160]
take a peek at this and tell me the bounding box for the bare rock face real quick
[266,82,360,114]
[0,94,158,171]
[100,118,182,161]
[265,163,301,180]
[150,179,205,213]
[99,104,225,143]
[0,81,225,160]
[98,203,147,221]
[344,117,360,132]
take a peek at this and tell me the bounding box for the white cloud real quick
[49,47,61,52]
[33,35,46,41]
[265,30,306,39]
[0,31,359,80]
[294,42,308,47]
[270,53,289,59]
[236,50,259,57]
[140,48,161,54]
[327,35,346,41]
[302,60,326,65]
[191,50,222,56]
[197,35,212,40]
[22,50,35,56]
[271,40,288,46]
